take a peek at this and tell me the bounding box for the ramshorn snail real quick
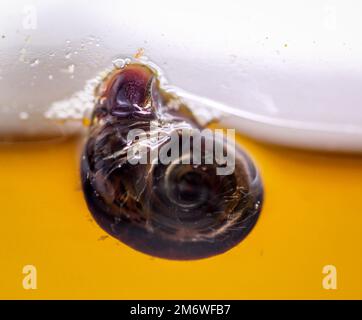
[81,61,263,260]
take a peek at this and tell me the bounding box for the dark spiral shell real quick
[81,63,263,260]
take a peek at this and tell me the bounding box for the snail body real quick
[81,62,263,260]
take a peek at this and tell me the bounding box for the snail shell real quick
[81,62,263,260]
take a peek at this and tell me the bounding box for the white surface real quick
[0,0,362,150]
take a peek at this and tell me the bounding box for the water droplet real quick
[65,52,72,59]
[68,64,75,73]
[19,48,27,63]
[30,59,40,67]
[48,74,53,80]
[19,112,29,120]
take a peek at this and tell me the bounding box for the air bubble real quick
[112,58,126,69]
[112,58,131,69]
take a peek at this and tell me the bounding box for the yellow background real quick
[0,134,361,299]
